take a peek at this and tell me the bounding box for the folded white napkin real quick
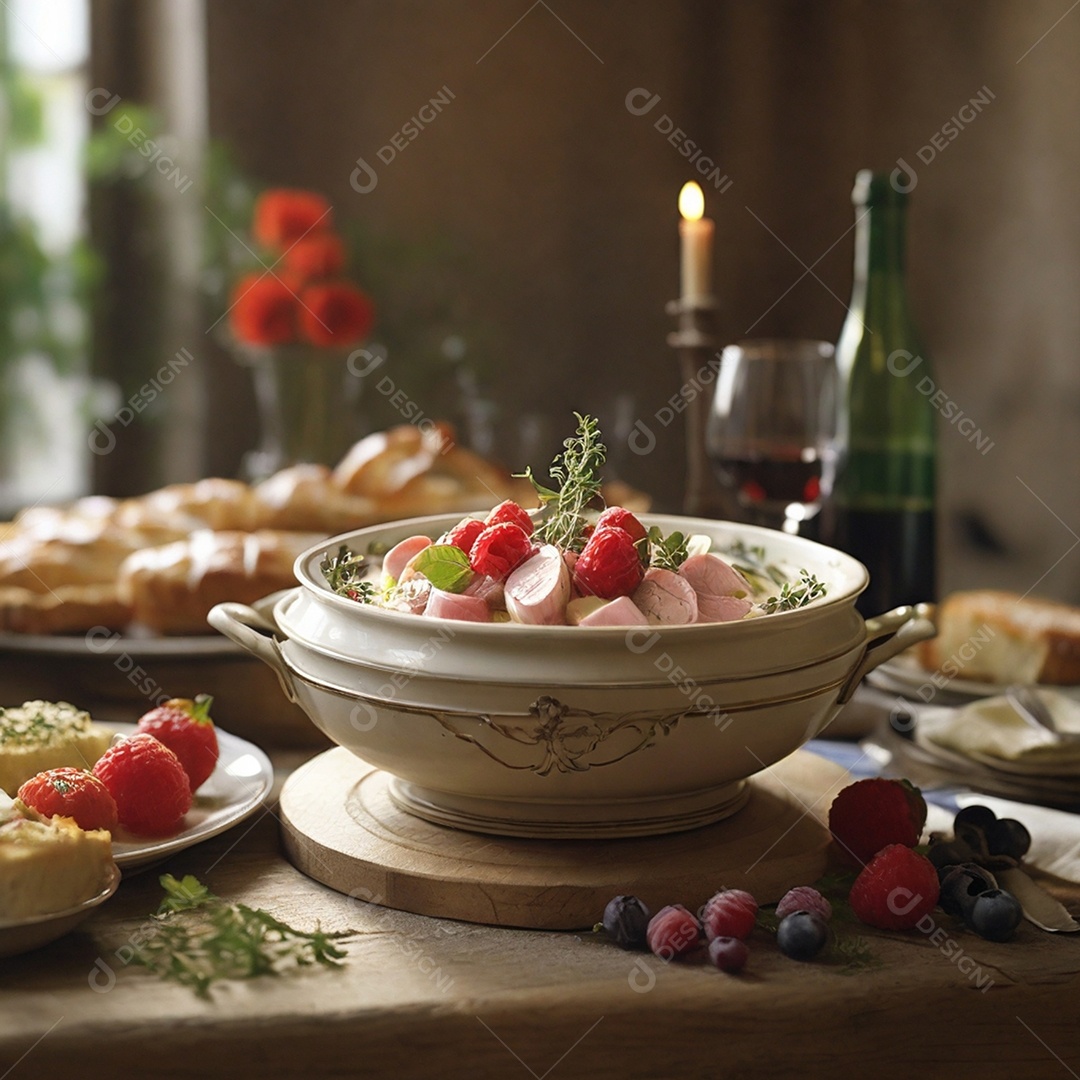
[918,690,1080,768]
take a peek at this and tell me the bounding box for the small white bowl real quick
[211,514,934,838]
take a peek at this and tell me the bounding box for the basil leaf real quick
[412,544,475,593]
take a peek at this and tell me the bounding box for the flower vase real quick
[235,344,361,480]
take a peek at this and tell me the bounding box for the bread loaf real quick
[917,590,1080,685]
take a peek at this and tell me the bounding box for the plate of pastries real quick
[0,422,649,642]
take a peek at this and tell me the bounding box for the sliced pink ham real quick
[696,593,753,623]
[382,535,432,584]
[678,553,753,624]
[464,573,505,610]
[505,544,571,625]
[424,587,490,622]
[578,595,649,627]
[632,568,699,625]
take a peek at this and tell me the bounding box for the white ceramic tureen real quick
[209,513,934,839]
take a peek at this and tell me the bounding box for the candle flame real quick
[679,182,704,221]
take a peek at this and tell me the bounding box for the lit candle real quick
[678,181,714,304]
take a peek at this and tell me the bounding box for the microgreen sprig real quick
[320,545,376,603]
[761,569,827,614]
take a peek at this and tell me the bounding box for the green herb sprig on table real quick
[130,874,353,998]
[517,412,606,552]
[761,569,827,614]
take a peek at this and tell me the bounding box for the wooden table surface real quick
[3,749,1080,1080]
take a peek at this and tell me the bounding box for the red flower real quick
[299,282,375,346]
[229,273,298,345]
[283,232,346,279]
[253,189,332,250]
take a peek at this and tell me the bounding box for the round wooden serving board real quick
[279,747,849,930]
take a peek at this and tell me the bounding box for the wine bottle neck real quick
[849,201,910,324]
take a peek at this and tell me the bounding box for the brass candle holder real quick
[666,296,725,518]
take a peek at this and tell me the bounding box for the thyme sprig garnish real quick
[517,412,606,552]
[761,569,827,614]
[320,545,376,603]
[129,874,353,998]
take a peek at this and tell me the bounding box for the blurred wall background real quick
[87,0,1080,601]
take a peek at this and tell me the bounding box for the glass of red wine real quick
[706,339,840,535]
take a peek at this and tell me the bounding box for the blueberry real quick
[939,863,997,918]
[708,935,749,974]
[954,805,997,832]
[966,888,1023,941]
[776,910,828,961]
[602,895,652,950]
[985,818,1031,860]
[928,837,977,872]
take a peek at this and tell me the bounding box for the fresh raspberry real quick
[573,527,645,600]
[444,517,486,555]
[93,733,192,837]
[828,778,927,864]
[776,886,832,922]
[646,904,701,960]
[136,695,219,793]
[469,523,533,581]
[17,768,118,832]
[595,506,648,546]
[701,889,758,941]
[485,500,533,536]
[849,844,940,931]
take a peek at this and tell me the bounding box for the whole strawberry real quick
[828,777,926,864]
[849,844,940,931]
[18,767,118,832]
[444,517,485,555]
[93,733,192,837]
[136,695,219,793]
[573,527,645,600]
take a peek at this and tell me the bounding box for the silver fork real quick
[1005,684,1080,744]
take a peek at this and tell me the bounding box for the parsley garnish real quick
[320,545,376,603]
[761,569,827,614]
[129,875,353,998]
[517,413,606,552]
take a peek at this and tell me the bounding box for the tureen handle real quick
[207,602,298,703]
[837,603,937,704]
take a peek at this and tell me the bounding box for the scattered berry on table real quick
[966,888,1023,942]
[938,863,997,918]
[573,527,645,600]
[595,506,648,546]
[136,695,219,793]
[485,500,534,536]
[468,523,534,581]
[601,895,652,950]
[701,888,758,941]
[985,818,1031,861]
[444,518,486,555]
[708,936,749,974]
[17,767,118,832]
[776,911,829,961]
[828,777,927,864]
[646,904,702,960]
[93,733,192,837]
[953,805,998,833]
[776,885,832,922]
[848,844,940,931]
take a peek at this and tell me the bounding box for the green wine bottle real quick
[835,170,937,617]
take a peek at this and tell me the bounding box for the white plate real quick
[868,652,1080,706]
[109,724,274,870]
[0,863,121,958]
[0,631,239,658]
